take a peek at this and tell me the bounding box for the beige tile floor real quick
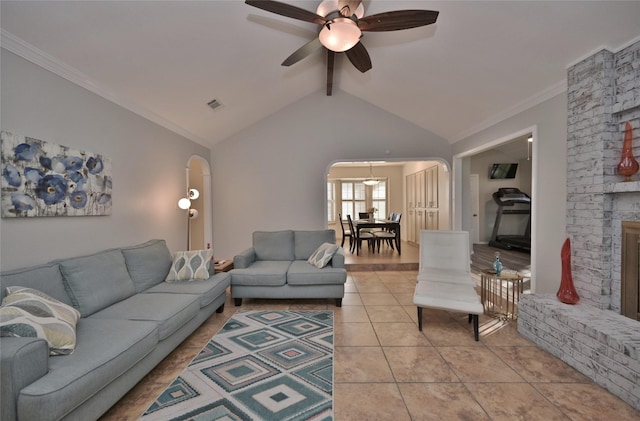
[101,270,640,420]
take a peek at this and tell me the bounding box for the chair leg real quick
[234,298,242,306]
[341,236,345,247]
[468,314,472,323]
[335,298,342,307]
[472,314,479,341]
[417,307,423,331]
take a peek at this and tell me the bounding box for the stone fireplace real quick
[518,40,640,411]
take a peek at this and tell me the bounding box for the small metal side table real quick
[480,270,524,320]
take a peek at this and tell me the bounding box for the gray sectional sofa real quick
[231,230,347,306]
[0,239,230,421]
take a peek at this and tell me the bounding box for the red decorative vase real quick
[557,238,579,304]
[617,122,639,182]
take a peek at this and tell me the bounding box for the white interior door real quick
[470,174,480,244]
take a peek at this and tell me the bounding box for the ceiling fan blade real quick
[245,0,326,25]
[345,42,372,73]
[326,50,335,96]
[338,0,362,17]
[357,10,439,32]
[282,38,323,66]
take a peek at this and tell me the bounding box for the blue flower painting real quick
[1,131,112,217]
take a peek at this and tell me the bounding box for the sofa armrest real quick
[233,248,256,269]
[330,247,345,268]
[1,337,49,421]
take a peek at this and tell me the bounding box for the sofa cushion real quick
[294,230,337,260]
[88,293,199,340]
[231,261,290,286]
[59,249,137,317]
[145,272,230,308]
[253,230,294,261]
[307,242,339,268]
[165,249,213,282]
[121,239,173,292]
[287,261,347,285]
[0,287,81,355]
[0,263,71,306]
[17,318,157,421]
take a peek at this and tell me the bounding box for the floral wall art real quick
[1,131,112,217]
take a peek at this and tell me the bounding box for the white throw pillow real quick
[307,242,339,269]
[0,286,81,355]
[165,249,213,282]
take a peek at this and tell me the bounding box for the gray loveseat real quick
[0,239,230,421]
[231,230,347,306]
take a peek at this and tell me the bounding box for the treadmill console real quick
[493,188,530,205]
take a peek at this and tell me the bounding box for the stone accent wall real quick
[518,40,640,411]
[566,42,640,310]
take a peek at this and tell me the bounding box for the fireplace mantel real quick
[604,181,640,193]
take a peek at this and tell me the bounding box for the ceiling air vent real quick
[207,99,222,111]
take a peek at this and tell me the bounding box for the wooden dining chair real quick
[347,214,376,254]
[337,213,352,250]
[374,213,401,252]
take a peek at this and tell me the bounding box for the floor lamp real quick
[178,188,199,250]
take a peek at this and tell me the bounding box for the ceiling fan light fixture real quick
[319,18,361,52]
[316,0,365,18]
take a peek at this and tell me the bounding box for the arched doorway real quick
[326,159,451,265]
[186,155,212,251]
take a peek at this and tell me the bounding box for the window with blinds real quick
[327,181,336,222]
[329,180,388,222]
[371,181,387,219]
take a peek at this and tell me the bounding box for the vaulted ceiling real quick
[2,1,639,148]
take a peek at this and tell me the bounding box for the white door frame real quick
[452,125,537,291]
[470,174,480,244]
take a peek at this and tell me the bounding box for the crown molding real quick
[565,34,640,69]
[1,29,211,148]
[450,79,567,144]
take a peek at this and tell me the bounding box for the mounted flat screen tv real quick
[489,163,518,179]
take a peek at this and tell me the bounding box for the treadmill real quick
[488,187,531,252]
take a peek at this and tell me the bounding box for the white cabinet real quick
[407,165,440,244]
[406,173,416,243]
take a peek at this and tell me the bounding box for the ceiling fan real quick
[245,0,439,95]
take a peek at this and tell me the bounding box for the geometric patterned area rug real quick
[139,310,334,421]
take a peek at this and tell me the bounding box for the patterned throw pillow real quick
[0,286,81,355]
[165,249,213,282]
[307,242,339,269]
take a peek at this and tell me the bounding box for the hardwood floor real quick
[470,244,531,278]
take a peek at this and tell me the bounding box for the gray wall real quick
[453,92,568,294]
[211,90,452,258]
[0,50,211,269]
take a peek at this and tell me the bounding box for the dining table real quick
[353,219,401,255]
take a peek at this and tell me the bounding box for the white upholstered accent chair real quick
[413,230,483,341]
